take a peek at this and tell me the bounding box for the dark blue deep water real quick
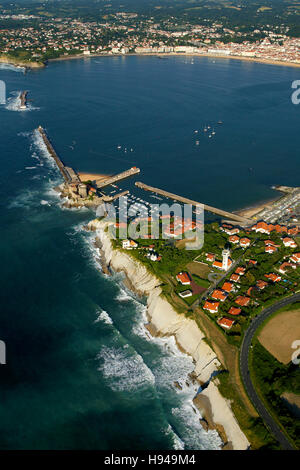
[0,56,299,449]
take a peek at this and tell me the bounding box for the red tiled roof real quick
[229,235,240,243]
[290,253,300,263]
[176,272,190,284]
[217,317,234,329]
[256,280,268,290]
[222,281,234,293]
[212,260,223,269]
[235,267,246,275]
[203,301,219,312]
[235,296,250,307]
[265,273,281,282]
[240,237,251,246]
[212,289,227,301]
[265,245,277,253]
[228,307,241,316]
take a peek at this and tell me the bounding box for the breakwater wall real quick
[37,126,79,183]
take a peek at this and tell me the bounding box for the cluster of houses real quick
[162,216,202,238]
[117,215,202,240]
[202,222,299,330]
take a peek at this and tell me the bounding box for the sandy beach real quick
[3,50,299,71]
[48,51,300,69]
[235,195,282,219]
[78,172,110,182]
[87,218,250,450]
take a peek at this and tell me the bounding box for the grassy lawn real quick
[186,261,211,279]
[191,274,210,288]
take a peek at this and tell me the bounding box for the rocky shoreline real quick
[0,55,44,69]
[86,218,250,450]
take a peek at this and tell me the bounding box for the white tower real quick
[222,248,231,271]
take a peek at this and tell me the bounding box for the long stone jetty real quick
[37,126,80,184]
[95,167,140,189]
[135,181,251,225]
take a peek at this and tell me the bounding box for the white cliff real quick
[87,218,250,450]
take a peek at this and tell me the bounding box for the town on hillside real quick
[1,1,300,66]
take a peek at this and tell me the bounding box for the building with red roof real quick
[265,273,281,283]
[265,245,277,254]
[288,227,299,236]
[206,253,216,262]
[235,296,250,307]
[230,273,240,283]
[222,281,234,293]
[290,253,300,264]
[240,237,251,248]
[279,262,296,274]
[217,317,235,330]
[203,301,220,313]
[229,235,240,244]
[235,267,246,275]
[176,272,191,285]
[282,237,297,248]
[248,259,257,266]
[264,240,276,246]
[211,289,227,302]
[228,307,241,316]
[256,280,268,290]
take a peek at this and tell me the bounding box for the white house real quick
[122,239,138,250]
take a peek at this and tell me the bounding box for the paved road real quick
[240,293,300,450]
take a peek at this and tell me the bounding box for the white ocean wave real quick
[31,129,57,170]
[8,189,40,209]
[0,63,25,73]
[164,424,184,450]
[79,222,221,450]
[130,302,223,450]
[171,402,222,450]
[5,91,39,112]
[97,345,155,392]
[115,286,134,302]
[95,309,113,325]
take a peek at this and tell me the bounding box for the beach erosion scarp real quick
[87,218,250,450]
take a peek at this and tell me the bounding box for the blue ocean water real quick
[0,56,299,449]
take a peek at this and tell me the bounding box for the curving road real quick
[240,293,300,450]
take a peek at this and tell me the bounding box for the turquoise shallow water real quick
[0,56,299,449]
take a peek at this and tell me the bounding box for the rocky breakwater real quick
[87,218,250,450]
